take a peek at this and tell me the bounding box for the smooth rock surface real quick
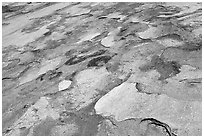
[58,80,72,91]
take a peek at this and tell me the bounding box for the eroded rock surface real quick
[2,2,202,136]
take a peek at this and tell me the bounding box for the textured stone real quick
[77,30,101,43]
[101,27,121,47]
[2,2,202,136]
[94,82,202,136]
[5,97,60,136]
[137,26,159,39]
[59,5,91,16]
[63,67,110,110]
[51,123,79,136]
[19,57,62,85]
[101,35,115,47]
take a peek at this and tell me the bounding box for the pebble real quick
[137,26,159,39]
[58,80,72,91]
[101,35,115,47]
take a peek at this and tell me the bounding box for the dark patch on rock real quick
[2,128,12,135]
[139,63,155,72]
[43,31,52,36]
[32,117,56,136]
[98,16,107,19]
[105,62,120,73]
[2,5,12,13]
[45,39,67,50]
[36,73,46,82]
[78,114,103,136]
[75,106,104,136]
[64,55,87,66]
[139,55,181,80]
[45,70,62,81]
[2,5,25,13]
[57,108,103,136]
[156,33,182,41]
[64,49,77,57]
[36,70,62,82]
[65,31,73,36]
[65,71,77,81]
[180,42,202,51]
[87,56,112,67]
[58,111,76,124]
[101,77,123,94]
[154,58,181,80]
[135,82,161,95]
[2,22,10,26]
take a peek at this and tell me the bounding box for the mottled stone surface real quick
[2,2,202,136]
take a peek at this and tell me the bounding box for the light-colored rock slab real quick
[101,27,121,47]
[77,30,101,43]
[137,26,159,39]
[49,31,66,41]
[94,82,202,135]
[156,38,184,48]
[63,67,110,110]
[101,35,115,47]
[3,25,49,48]
[18,68,39,85]
[38,57,62,75]
[18,52,35,64]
